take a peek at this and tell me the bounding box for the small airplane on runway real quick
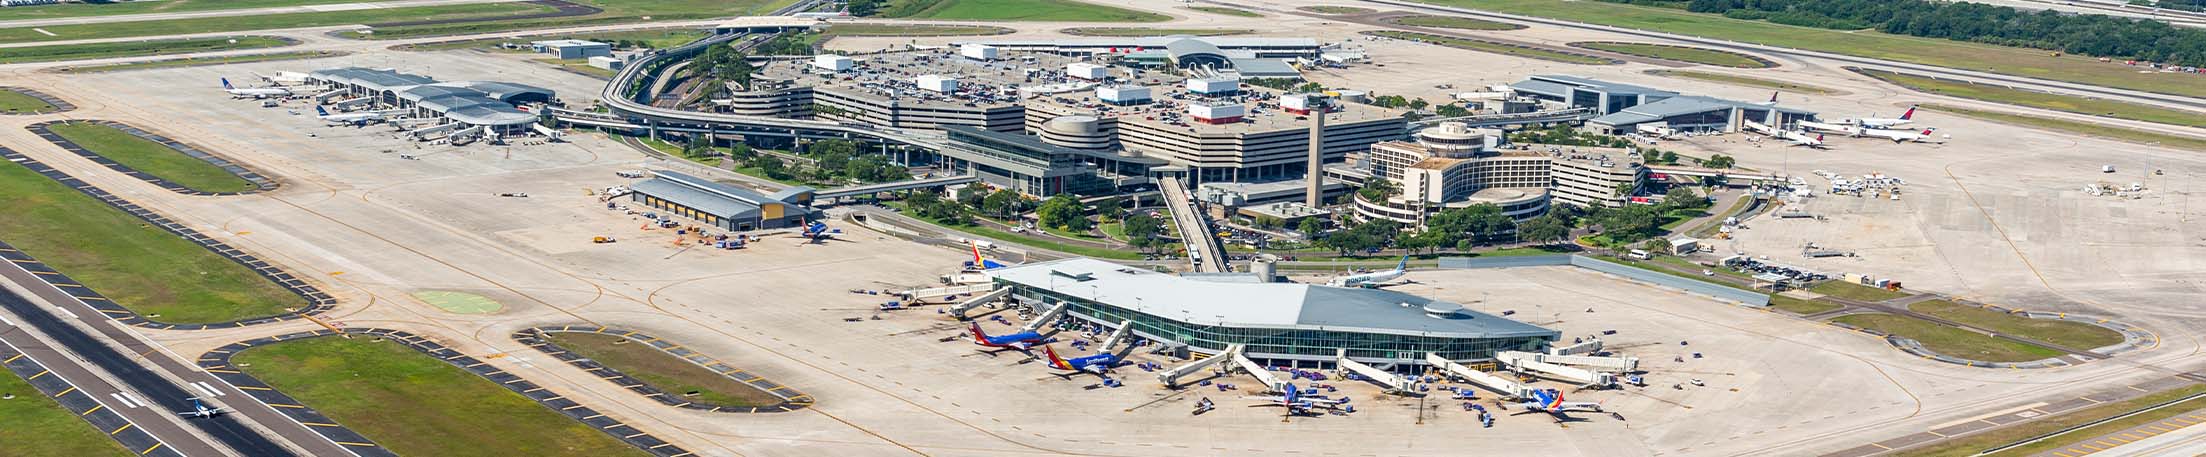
[176,397,228,419]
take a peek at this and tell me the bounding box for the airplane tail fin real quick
[1769,91,1778,103]
[315,105,329,116]
[1043,346,1070,369]
[968,322,990,345]
[1397,255,1410,271]
[1900,106,1917,120]
[971,241,985,265]
[1921,128,1934,135]
[220,78,233,90]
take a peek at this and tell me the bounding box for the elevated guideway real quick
[1648,164,1789,183]
[1157,176,1228,273]
[1497,351,1616,388]
[1335,349,1413,394]
[815,174,980,200]
[1427,353,1534,399]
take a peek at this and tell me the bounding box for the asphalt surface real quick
[0,284,290,456]
[0,295,196,457]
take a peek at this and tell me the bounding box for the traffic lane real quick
[0,324,200,457]
[0,283,296,456]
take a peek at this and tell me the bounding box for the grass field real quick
[1768,294,1842,315]
[880,0,1169,22]
[0,36,290,64]
[1646,69,1841,95]
[540,332,785,407]
[410,290,502,314]
[232,337,649,457]
[1413,0,2206,99]
[1389,14,1522,31]
[61,51,340,73]
[1909,299,2124,350]
[1832,313,2065,363]
[403,29,707,52]
[1299,5,1374,14]
[1895,384,2206,457]
[0,90,57,114]
[45,122,254,193]
[0,158,299,324]
[1370,30,1613,65]
[825,23,1008,36]
[0,3,548,42]
[1186,6,1262,17]
[352,0,797,39]
[1922,103,2206,151]
[1575,42,1768,68]
[1062,27,1251,37]
[1858,69,2206,128]
[0,368,131,457]
[1810,281,1909,301]
[0,0,366,21]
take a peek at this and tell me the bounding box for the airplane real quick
[1041,345,1125,376]
[1795,120,1862,136]
[175,397,228,419]
[1839,106,1918,128]
[798,221,841,243]
[1248,383,1349,416]
[1510,388,1601,422]
[1741,119,1779,136]
[1778,131,1825,149]
[1327,256,1408,288]
[314,106,388,125]
[965,240,1017,270]
[221,78,291,99]
[1858,127,1942,143]
[969,322,1045,350]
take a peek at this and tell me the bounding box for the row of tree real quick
[1665,0,2206,66]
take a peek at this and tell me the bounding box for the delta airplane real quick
[1859,127,1943,143]
[1778,130,1826,148]
[966,240,1016,270]
[1248,384,1349,416]
[1796,120,1862,136]
[1327,256,1408,288]
[969,322,1045,350]
[221,78,291,99]
[314,106,389,125]
[1839,106,1918,128]
[175,397,228,419]
[1041,345,1124,376]
[1510,389,1601,422]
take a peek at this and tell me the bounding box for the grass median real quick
[540,332,785,407]
[1768,294,1841,315]
[1370,30,1614,65]
[1858,69,2206,129]
[1575,42,1769,68]
[232,337,649,457]
[826,24,1009,37]
[1645,69,1841,95]
[1810,281,1909,301]
[1063,27,1252,37]
[0,3,548,42]
[0,367,131,456]
[0,0,366,21]
[1909,299,2123,350]
[1832,313,2065,363]
[1299,6,1374,14]
[350,0,795,39]
[0,36,289,64]
[879,0,1169,22]
[0,158,300,324]
[1921,104,2206,151]
[1389,14,1522,31]
[61,51,341,73]
[0,90,57,114]
[1186,6,1262,17]
[45,122,254,193]
[1412,0,2206,99]
[1894,384,2206,457]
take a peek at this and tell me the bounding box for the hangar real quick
[626,171,818,231]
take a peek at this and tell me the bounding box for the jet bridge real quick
[1534,353,1639,373]
[1158,344,1242,388]
[946,287,1010,320]
[531,123,565,141]
[1018,302,1067,334]
[1426,353,1533,399]
[1548,339,1603,356]
[1334,349,1412,394]
[1096,319,1134,351]
[1497,351,1615,388]
[1232,350,1284,393]
[409,122,461,140]
[330,96,373,109]
[312,89,346,102]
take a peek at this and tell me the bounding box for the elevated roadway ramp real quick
[1648,165,1789,183]
[1335,349,1413,394]
[816,174,980,200]
[1411,107,1595,128]
[1157,176,1228,273]
[1428,353,1535,399]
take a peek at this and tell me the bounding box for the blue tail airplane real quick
[1041,345,1123,375]
[969,322,1044,350]
[1511,388,1602,422]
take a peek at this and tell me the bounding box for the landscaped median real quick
[1571,42,1773,68]
[0,36,292,64]
[517,326,812,413]
[30,120,273,195]
[1366,30,1620,65]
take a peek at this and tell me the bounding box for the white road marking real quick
[0,314,12,326]
[31,28,53,37]
[112,392,144,408]
[51,306,76,319]
[193,382,224,397]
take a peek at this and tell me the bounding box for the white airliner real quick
[1327,256,1408,288]
[1859,127,1943,143]
[1839,106,1918,128]
[315,106,391,125]
[221,78,291,99]
[1777,130,1825,148]
[176,397,228,419]
[1795,120,1861,136]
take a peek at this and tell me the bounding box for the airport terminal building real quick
[305,67,555,135]
[987,258,1558,368]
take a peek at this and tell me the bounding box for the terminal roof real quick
[989,258,1557,339]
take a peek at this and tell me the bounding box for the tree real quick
[1357,178,1401,202]
[981,190,1025,218]
[1703,154,1737,169]
[1295,82,1326,93]
[1123,212,1166,253]
[1592,204,1662,242]
[1662,187,1709,211]
[1254,215,1284,229]
[1645,237,1673,255]
[750,156,789,180]
[1409,98,1431,110]
[1434,104,1471,117]
[1657,149,1679,165]
[1518,214,1570,246]
[956,185,988,207]
[848,0,882,16]
[1036,194,1091,231]
[1297,217,1326,235]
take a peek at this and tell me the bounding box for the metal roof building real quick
[1508,75,1677,115]
[987,258,1557,368]
[1585,95,1817,135]
[626,171,817,231]
[951,36,1321,58]
[305,67,555,132]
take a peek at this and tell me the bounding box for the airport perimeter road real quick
[1356,0,2206,112]
[0,0,530,29]
[0,262,351,456]
[0,293,211,456]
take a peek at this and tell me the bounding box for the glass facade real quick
[1001,282,1555,369]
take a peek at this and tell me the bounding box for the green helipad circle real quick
[411,291,503,314]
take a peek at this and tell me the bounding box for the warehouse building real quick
[627,171,818,231]
[531,39,611,59]
[988,258,1559,368]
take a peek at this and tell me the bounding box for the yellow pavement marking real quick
[268,403,305,409]
[4,353,23,363]
[80,404,104,416]
[303,422,339,427]
[139,443,164,455]
[53,386,76,397]
[28,369,49,379]
[336,442,377,447]
[109,423,134,435]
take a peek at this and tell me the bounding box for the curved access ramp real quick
[0,147,335,330]
[513,325,814,413]
[27,120,279,196]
